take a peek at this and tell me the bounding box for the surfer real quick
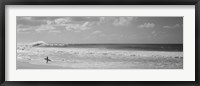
[44,56,51,63]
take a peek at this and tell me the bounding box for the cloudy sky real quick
[17,16,183,44]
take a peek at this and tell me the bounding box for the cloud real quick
[65,24,81,31]
[19,17,32,20]
[96,17,137,26]
[92,30,102,34]
[46,20,53,25]
[54,18,71,25]
[17,24,35,33]
[17,16,139,33]
[151,31,158,37]
[43,17,95,32]
[97,17,115,25]
[17,28,32,33]
[35,25,56,32]
[17,16,46,26]
[65,22,93,31]
[163,24,181,29]
[112,17,135,26]
[138,23,155,28]
[82,22,90,28]
[17,17,94,33]
[48,30,61,33]
[85,30,105,39]
[17,24,58,33]
[70,17,99,22]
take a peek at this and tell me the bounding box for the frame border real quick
[0,0,199,86]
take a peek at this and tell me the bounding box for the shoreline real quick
[17,47,183,69]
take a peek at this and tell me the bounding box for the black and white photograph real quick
[16,16,183,69]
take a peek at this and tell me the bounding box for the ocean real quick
[40,44,183,52]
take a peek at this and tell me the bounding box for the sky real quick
[17,16,183,44]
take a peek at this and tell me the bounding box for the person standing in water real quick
[44,56,51,63]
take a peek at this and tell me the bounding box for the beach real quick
[17,45,183,69]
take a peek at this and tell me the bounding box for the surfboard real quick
[44,58,51,61]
